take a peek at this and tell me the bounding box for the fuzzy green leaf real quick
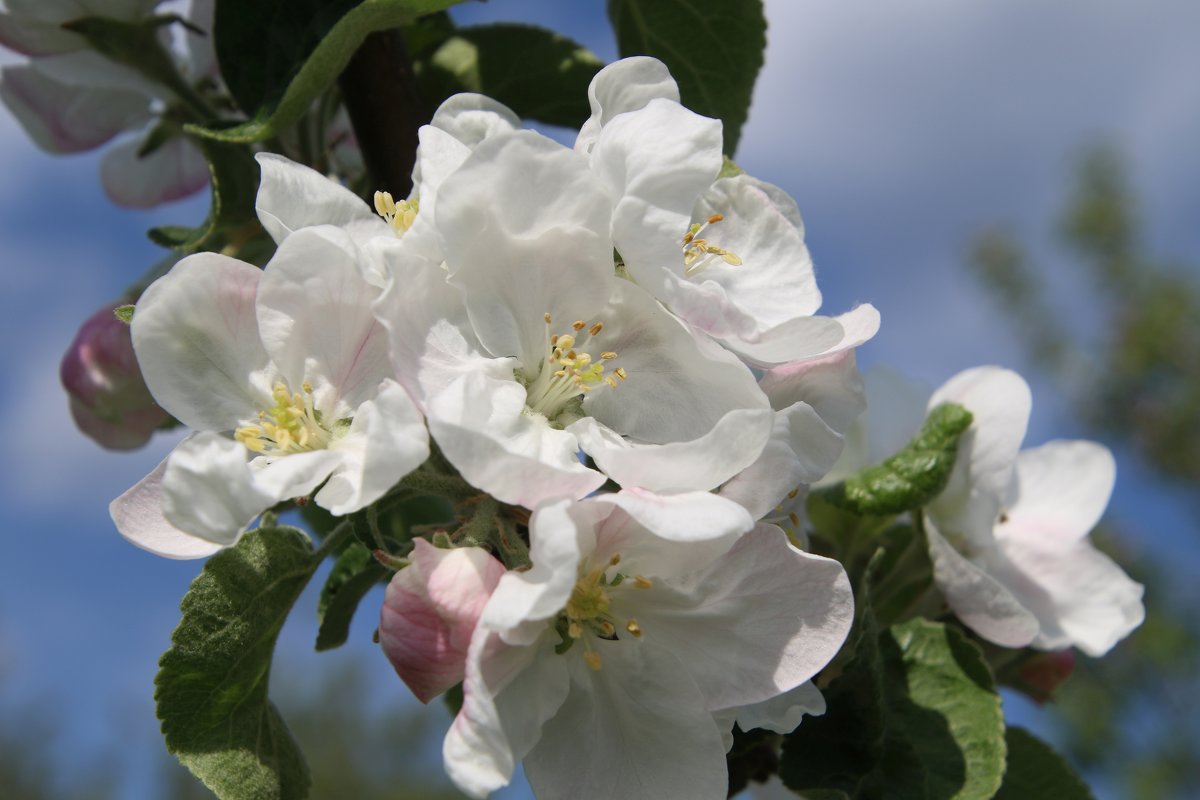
[197,0,466,143]
[316,542,388,652]
[156,526,320,800]
[814,403,973,516]
[607,0,766,154]
[417,23,603,128]
[996,727,1093,800]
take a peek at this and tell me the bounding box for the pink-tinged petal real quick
[719,403,844,520]
[524,643,728,800]
[132,253,275,431]
[109,457,226,559]
[993,529,1144,656]
[580,279,768,447]
[594,99,723,301]
[0,65,148,153]
[439,130,614,369]
[32,49,163,98]
[160,431,277,546]
[481,497,598,642]
[627,524,853,710]
[254,153,385,245]
[101,134,209,208]
[575,55,679,152]
[380,540,506,703]
[444,630,570,798]
[1005,440,1116,542]
[733,681,827,735]
[728,303,882,368]
[591,489,754,579]
[426,372,605,509]
[0,14,84,56]
[925,519,1040,648]
[927,366,1031,546]
[570,408,773,494]
[316,380,430,515]
[759,349,867,435]
[256,226,389,410]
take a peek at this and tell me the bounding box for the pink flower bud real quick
[380,539,506,703]
[1014,649,1076,704]
[60,300,169,450]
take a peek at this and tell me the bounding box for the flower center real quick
[522,313,626,421]
[234,381,336,456]
[554,553,651,671]
[373,190,419,236]
[682,213,742,277]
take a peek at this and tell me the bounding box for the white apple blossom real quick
[0,0,212,207]
[824,365,1144,656]
[575,57,880,367]
[375,126,774,509]
[437,490,852,799]
[110,224,428,558]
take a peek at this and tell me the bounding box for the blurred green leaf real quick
[316,543,388,652]
[996,727,1092,800]
[156,526,319,800]
[813,403,972,517]
[608,0,766,154]
[417,23,603,128]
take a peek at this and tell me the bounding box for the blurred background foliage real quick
[970,146,1200,800]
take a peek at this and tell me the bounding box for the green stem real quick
[312,519,354,561]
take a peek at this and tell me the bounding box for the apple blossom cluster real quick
[100,55,1142,798]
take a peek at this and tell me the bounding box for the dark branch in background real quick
[338,30,424,198]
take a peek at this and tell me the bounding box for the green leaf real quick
[199,0,467,143]
[607,0,767,154]
[813,403,974,517]
[996,727,1093,800]
[782,618,1006,799]
[417,23,603,128]
[156,526,320,800]
[147,137,259,251]
[316,542,389,652]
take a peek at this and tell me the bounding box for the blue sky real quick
[1,1,1197,797]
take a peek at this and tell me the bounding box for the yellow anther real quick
[599,621,616,637]
[302,380,313,394]
[584,651,603,671]
[550,334,559,346]
[568,621,583,639]
[626,619,642,637]
[557,335,575,350]
[601,351,617,360]
[721,251,743,266]
[374,189,418,235]
[614,367,628,381]
[572,320,586,332]
[610,554,622,566]
[544,312,553,324]
[789,512,801,527]
[788,488,800,499]
[605,377,618,388]
[373,190,395,216]
[633,576,653,590]
[589,322,604,336]
[707,213,724,224]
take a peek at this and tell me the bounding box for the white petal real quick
[719,403,844,520]
[1005,440,1116,541]
[256,226,389,410]
[575,55,679,152]
[734,681,827,734]
[0,64,148,153]
[430,92,521,147]
[132,253,275,431]
[254,152,386,245]
[592,489,754,579]
[925,519,1040,648]
[444,631,570,799]
[160,432,277,546]
[997,531,1144,657]
[427,372,605,508]
[249,449,342,502]
[593,98,723,300]
[927,366,1031,545]
[0,15,84,57]
[439,130,614,368]
[570,408,773,494]
[758,349,867,435]
[524,643,728,800]
[628,525,853,710]
[109,456,226,559]
[727,303,882,368]
[581,279,768,446]
[33,49,162,98]
[101,134,209,208]
[316,380,430,515]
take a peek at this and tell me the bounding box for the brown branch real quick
[337,29,425,198]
